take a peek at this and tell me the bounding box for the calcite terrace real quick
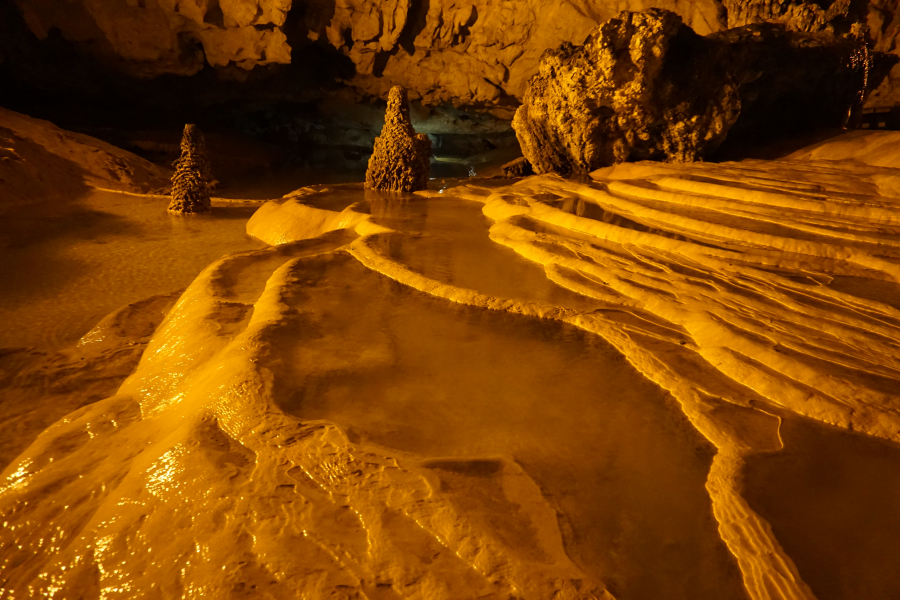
[3,113,900,599]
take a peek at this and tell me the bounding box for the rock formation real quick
[513,10,741,175]
[178,124,214,184]
[10,0,291,78]
[710,22,874,138]
[0,107,169,207]
[365,86,431,192]
[168,124,211,214]
[512,9,873,175]
[501,157,534,178]
[9,0,900,113]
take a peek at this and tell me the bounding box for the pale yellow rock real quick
[5,127,900,600]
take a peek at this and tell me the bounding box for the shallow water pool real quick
[0,191,265,349]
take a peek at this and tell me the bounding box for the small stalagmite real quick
[366,86,431,192]
[168,124,211,214]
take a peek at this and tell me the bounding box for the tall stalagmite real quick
[168,124,211,215]
[365,86,431,192]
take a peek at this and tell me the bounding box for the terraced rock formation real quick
[3,130,900,600]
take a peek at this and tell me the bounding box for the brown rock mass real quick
[513,9,874,175]
[8,0,900,110]
[365,86,431,192]
[168,124,212,214]
[501,157,534,178]
[0,107,170,208]
[513,10,740,175]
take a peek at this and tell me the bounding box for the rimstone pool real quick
[4,159,900,600]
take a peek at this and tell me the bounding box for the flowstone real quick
[168,124,211,215]
[365,86,432,192]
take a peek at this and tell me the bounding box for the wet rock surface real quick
[0,108,170,207]
[513,9,873,175]
[4,122,900,599]
[365,85,432,192]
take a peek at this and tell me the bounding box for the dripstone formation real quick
[168,124,212,215]
[365,86,432,192]
[501,157,535,178]
[513,9,875,175]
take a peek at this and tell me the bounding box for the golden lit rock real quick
[365,85,432,192]
[168,124,212,214]
[4,6,900,600]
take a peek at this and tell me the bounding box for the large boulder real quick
[365,85,432,192]
[512,9,874,175]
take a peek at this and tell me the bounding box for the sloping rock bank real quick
[513,10,875,175]
[0,108,169,208]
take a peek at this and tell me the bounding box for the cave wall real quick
[14,0,292,76]
[320,0,725,116]
[4,0,900,121]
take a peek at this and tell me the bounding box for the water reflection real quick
[743,414,900,600]
[0,191,264,349]
[276,255,746,600]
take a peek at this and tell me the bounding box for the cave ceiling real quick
[1,0,898,128]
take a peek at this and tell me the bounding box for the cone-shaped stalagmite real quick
[168,124,211,214]
[366,86,431,192]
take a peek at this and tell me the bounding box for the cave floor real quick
[3,152,900,600]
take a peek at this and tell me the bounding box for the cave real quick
[2,1,900,599]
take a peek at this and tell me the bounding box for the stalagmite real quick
[168,124,212,215]
[365,86,432,192]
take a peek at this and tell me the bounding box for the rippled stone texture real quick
[365,85,432,192]
[513,9,873,175]
[5,120,900,599]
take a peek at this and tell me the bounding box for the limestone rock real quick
[11,0,723,109]
[512,10,741,175]
[323,0,725,116]
[13,0,291,77]
[365,86,431,192]
[501,157,534,178]
[0,107,170,207]
[722,0,900,107]
[709,23,874,138]
[168,124,211,214]
[8,0,900,113]
[512,9,873,175]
